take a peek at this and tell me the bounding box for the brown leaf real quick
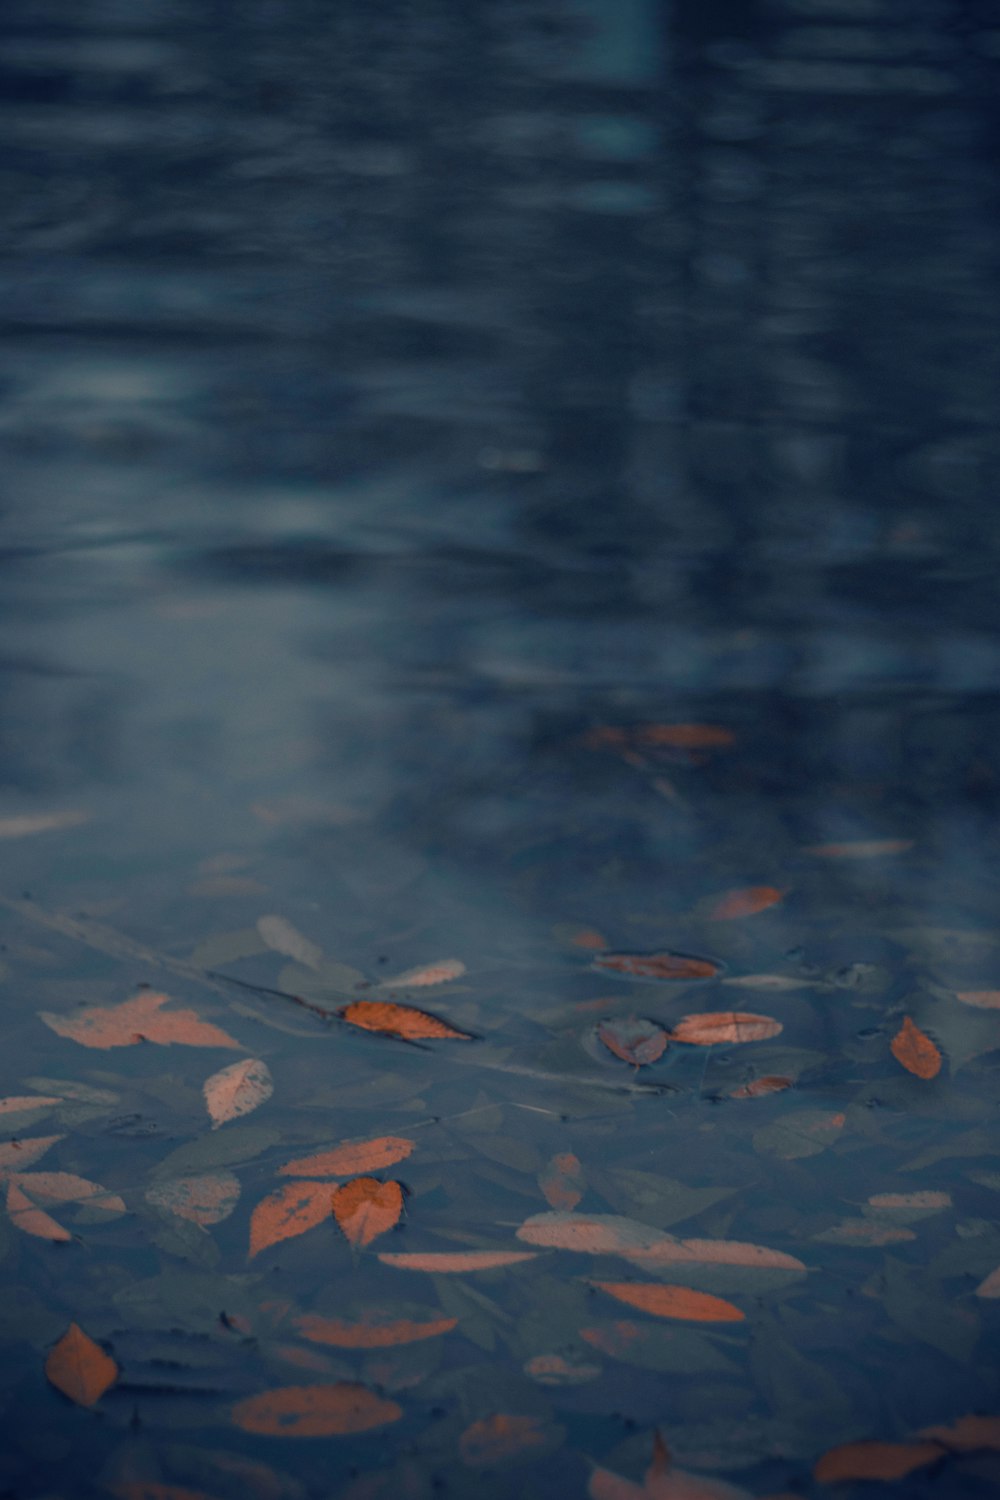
[591,1282,745,1322]
[338,1000,472,1041]
[249,1182,331,1258]
[591,952,721,982]
[634,724,735,750]
[0,1094,62,1116]
[524,1353,601,1386]
[231,1383,402,1437]
[814,1221,916,1246]
[331,1177,403,1248]
[0,1134,63,1177]
[670,1012,782,1045]
[379,958,466,988]
[867,1191,951,1212]
[919,1415,1000,1451]
[804,839,913,859]
[813,1441,944,1483]
[704,886,784,921]
[40,991,241,1051]
[279,1136,415,1179]
[597,1017,670,1068]
[294,1311,457,1349]
[569,930,610,951]
[624,1238,806,1274]
[458,1413,550,1467]
[538,1153,586,1212]
[890,1016,942,1079]
[204,1058,273,1129]
[955,990,1000,1010]
[517,1212,663,1254]
[146,1171,241,1226]
[45,1322,118,1405]
[729,1076,792,1098]
[377,1250,536,1273]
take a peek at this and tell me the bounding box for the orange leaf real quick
[867,1191,951,1211]
[670,1013,782,1045]
[634,724,735,750]
[591,952,721,982]
[813,1441,944,1483]
[591,1282,745,1322]
[458,1413,550,1467]
[919,1415,1000,1451]
[729,1076,792,1098]
[338,1000,472,1041]
[331,1177,403,1248]
[249,1181,331,1258]
[45,1322,118,1405]
[377,1250,536,1273]
[804,839,913,859]
[814,1221,915,1246]
[517,1212,663,1254]
[625,1238,806,1273]
[40,991,241,1051]
[570,930,609,951]
[597,1017,669,1067]
[8,1171,124,1214]
[379,958,466,988]
[203,1057,273,1128]
[0,1094,62,1115]
[955,990,1000,1009]
[294,1311,457,1349]
[0,1134,63,1177]
[704,886,784,921]
[7,1179,71,1241]
[231,1383,402,1437]
[890,1016,942,1079]
[146,1171,240,1225]
[279,1135,415,1179]
[538,1153,586,1212]
[975,1265,1000,1298]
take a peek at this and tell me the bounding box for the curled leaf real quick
[279,1136,414,1179]
[339,1000,472,1041]
[250,1181,331,1258]
[231,1383,402,1437]
[40,992,241,1051]
[45,1322,118,1405]
[591,1281,745,1322]
[591,951,721,982]
[597,1017,669,1068]
[890,1017,942,1079]
[331,1177,403,1248]
[204,1058,273,1129]
[670,1012,782,1045]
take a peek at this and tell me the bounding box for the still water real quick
[1,1,999,1496]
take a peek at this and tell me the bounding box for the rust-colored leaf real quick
[704,886,784,921]
[890,1016,942,1079]
[377,1250,536,1273]
[7,1179,71,1241]
[538,1153,586,1212]
[146,1171,241,1226]
[570,930,610,951]
[379,958,466,988]
[458,1413,550,1467]
[0,1134,63,1177]
[814,1221,916,1246]
[338,1000,472,1041]
[591,1282,745,1323]
[45,1322,118,1405]
[813,1441,944,1484]
[597,1017,669,1068]
[634,724,735,750]
[670,1012,782,1045]
[867,1191,951,1212]
[204,1058,273,1128]
[919,1415,1000,1451]
[231,1383,401,1437]
[517,1212,662,1254]
[804,839,913,859]
[729,1076,793,1098]
[40,991,241,1051]
[591,951,721,982]
[331,1177,403,1248]
[0,1094,62,1116]
[955,990,1000,1009]
[279,1136,415,1179]
[294,1311,457,1349]
[525,1353,601,1385]
[249,1182,331,1258]
[625,1238,806,1273]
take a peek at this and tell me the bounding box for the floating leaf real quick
[231,1383,402,1437]
[517,1212,663,1255]
[524,1353,601,1385]
[40,992,241,1051]
[597,1017,669,1067]
[813,1441,944,1484]
[705,886,784,921]
[146,1172,241,1226]
[294,1311,456,1349]
[0,1094,62,1117]
[377,1250,536,1273]
[0,1135,63,1177]
[814,1221,916,1246]
[804,839,913,859]
[7,1179,71,1241]
[753,1111,845,1160]
[204,1058,273,1129]
[955,990,1000,1010]
[256,915,324,971]
[866,1191,951,1217]
[339,1001,472,1041]
[459,1413,551,1467]
[538,1153,586,1212]
[890,1017,942,1079]
[591,1282,745,1322]
[592,952,721,982]
[919,1415,1000,1451]
[249,1182,332,1258]
[45,1322,118,1405]
[0,810,90,840]
[331,1177,403,1248]
[670,1013,782,1046]
[729,1076,793,1099]
[279,1136,415,1179]
[8,1170,124,1216]
[975,1265,1000,1298]
[624,1238,806,1274]
[379,959,466,988]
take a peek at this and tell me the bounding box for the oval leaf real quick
[0,1135,63,1178]
[729,1076,793,1098]
[379,959,466,988]
[635,723,735,749]
[671,1012,782,1045]
[597,1017,669,1068]
[625,1238,806,1273]
[814,1441,944,1483]
[890,1017,942,1079]
[146,1171,240,1226]
[7,1178,71,1241]
[339,1001,472,1041]
[331,1177,403,1248]
[538,1153,586,1212]
[294,1311,457,1349]
[705,886,784,921]
[592,1282,745,1322]
[45,1322,118,1405]
[279,1136,415,1179]
[40,992,241,1051]
[591,951,721,982]
[8,1171,124,1214]
[231,1383,401,1437]
[955,990,1000,1010]
[805,839,913,859]
[204,1058,273,1129]
[377,1250,536,1273]
[517,1212,663,1254]
[249,1182,331,1258]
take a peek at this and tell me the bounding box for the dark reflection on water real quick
[0,1,999,1497]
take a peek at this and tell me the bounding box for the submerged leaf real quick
[525,1353,601,1386]
[379,958,466,988]
[624,1238,806,1274]
[331,1177,403,1248]
[538,1153,586,1212]
[704,886,784,921]
[339,1000,472,1041]
[753,1110,845,1160]
[890,1017,942,1079]
[146,1172,241,1226]
[459,1413,551,1467]
[517,1212,663,1254]
[597,1017,669,1068]
[804,839,913,859]
[592,952,721,983]
[591,1282,745,1323]
[0,1135,63,1177]
[813,1441,943,1483]
[256,915,324,971]
[249,1182,331,1258]
[294,1311,457,1349]
[40,992,241,1051]
[279,1136,415,1179]
[919,1415,1000,1451]
[377,1250,536,1273]
[670,1013,782,1045]
[231,1383,401,1437]
[45,1322,118,1405]
[0,810,90,840]
[7,1179,71,1241]
[204,1058,273,1129]
[728,1076,792,1098]
[955,990,1000,1010]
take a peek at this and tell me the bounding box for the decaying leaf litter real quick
[2,749,1000,1500]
